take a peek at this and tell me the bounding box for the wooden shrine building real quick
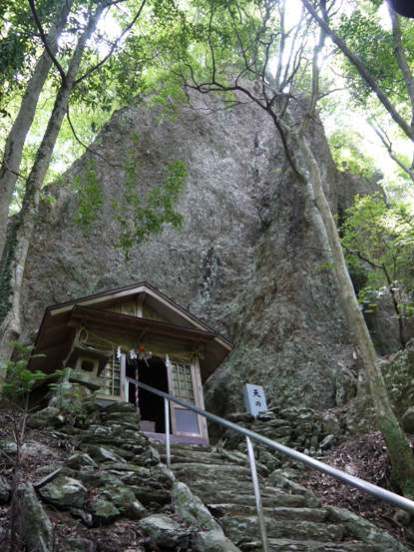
[29,282,232,445]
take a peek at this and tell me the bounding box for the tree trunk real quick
[0,1,74,259]
[288,109,414,497]
[382,265,407,349]
[0,4,106,388]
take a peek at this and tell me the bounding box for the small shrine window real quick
[76,356,98,375]
[81,359,96,372]
[175,408,200,434]
[171,361,195,402]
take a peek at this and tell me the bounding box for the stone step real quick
[152,442,213,453]
[153,442,405,552]
[175,472,255,489]
[170,462,254,477]
[221,516,345,543]
[241,539,381,552]
[159,450,269,473]
[159,452,255,470]
[185,485,313,508]
[160,451,236,463]
[208,504,328,523]
[262,486,320,506]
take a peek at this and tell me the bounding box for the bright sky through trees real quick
[263,0,412,201]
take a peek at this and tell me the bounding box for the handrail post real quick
[246,436,269,552]
[164,397,171,468]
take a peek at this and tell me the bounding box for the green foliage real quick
[2,342,49,400]
[49,374,90,426]
[114,156,187,257]
[73,159,104,232]
[337,4,414,112]
[342,193,414,312]
[0,0,63,110]
[319,261,335,272]
[329,130,376,179]
[2,0,195,202]
[70,0,193,114]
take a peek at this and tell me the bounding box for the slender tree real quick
[0,0,74,257]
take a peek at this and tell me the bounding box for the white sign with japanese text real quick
[244,384,267,417]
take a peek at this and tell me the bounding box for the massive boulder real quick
[21,92,377,415]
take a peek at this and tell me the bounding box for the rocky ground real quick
[303,432,414,545]
[0,393,238,552]
[0,388,413,551]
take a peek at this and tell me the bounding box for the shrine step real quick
[160,443,407,551]
[208,504,328,522]
[241,539,381,552]
[221,516,345,543]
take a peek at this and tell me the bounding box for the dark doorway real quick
[126,356,169,433]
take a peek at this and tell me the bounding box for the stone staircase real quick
[154,442,409,552]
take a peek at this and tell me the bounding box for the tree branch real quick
[371,122,414,183]
[28,0,67,82]
[309,0,327,116]
[343,245,383,270]
[75,0,147,85]
[66,104,122,169]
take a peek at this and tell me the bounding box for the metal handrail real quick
[132,379,414,550]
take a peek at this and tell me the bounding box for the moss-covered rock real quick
[0,476,11,504]
[16,482,54,551]
[28,406,65,429]
[66,452,98,470]
[173,481,220,532]
[99,484,146,520]
[327,507,408,551]
[38,474,87,509]
[87,496,120,526]
[193,529,241,552]
[138,513,190,548]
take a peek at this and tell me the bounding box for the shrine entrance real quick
[126,356,168,434]
[124,353,209,443]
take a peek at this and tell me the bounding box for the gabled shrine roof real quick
[29,282,232,381]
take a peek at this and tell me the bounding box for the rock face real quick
[21,92,377,415]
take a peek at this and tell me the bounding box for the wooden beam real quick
[70,306,216,343]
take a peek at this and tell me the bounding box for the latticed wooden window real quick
[171,361,195,402]
[101,352,121,396]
